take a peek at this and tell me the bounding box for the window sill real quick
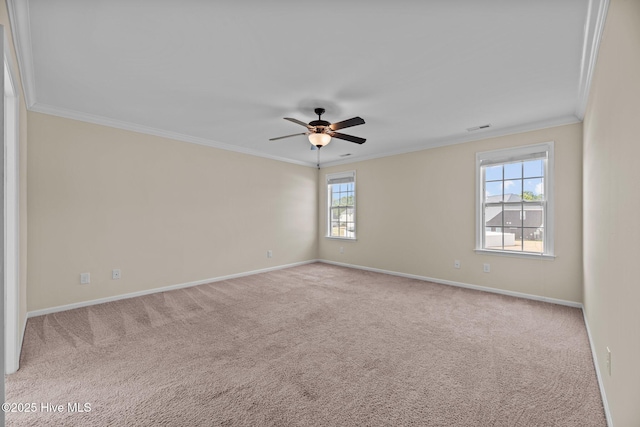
[325,236,357,241]
[474,249,555,260]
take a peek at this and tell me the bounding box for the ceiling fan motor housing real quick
[309,120,330,129]
[310,108,330,131]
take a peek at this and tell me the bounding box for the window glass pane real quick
[523,178,544,200]
[523,227,544,253]
[504,162,522,179]
[331,208,341,221]
[485,206,502,229]
[523,159,543,178]
[485,227,504,250]
[485,181,503,202]
[336,192,351,207]
[346,222,355,238]
[346,207,354,221]
[485,165,502,181]
[503,179,522,200]
[523,205,543,228]
[503,204,523,228]
[502,227,522,251]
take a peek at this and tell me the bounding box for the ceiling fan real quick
[269,108,366,149]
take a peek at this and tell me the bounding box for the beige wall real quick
[1,1,29,351]
[320,123,583,303]
[11,3,636,421]
[583,0,640,424]
[27,112,317,311]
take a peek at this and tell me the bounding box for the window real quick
[327,171,356,239]
[476,142,554,257]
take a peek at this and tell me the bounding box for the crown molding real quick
[6,0,316,168]
[6,0,36,107]
[7,0,601,168]
[29,102,316,167]
[319,114,581,168]
[575,0,610,120]
[31,101,580,171]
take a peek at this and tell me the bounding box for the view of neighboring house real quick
[484,193,544,251]
[331,207,355,238]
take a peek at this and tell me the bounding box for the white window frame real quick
[475,142,555,259]
[326,170,356,240]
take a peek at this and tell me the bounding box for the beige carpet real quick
[6,263,606,426]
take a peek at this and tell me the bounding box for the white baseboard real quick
[319,259,582,308]
[19,312,27,356]
[582,308,613,427]
[27,259,319,318]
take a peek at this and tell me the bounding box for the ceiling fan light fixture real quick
[308,132,332,147]
[270,107,365,147]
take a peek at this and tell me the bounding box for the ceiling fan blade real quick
[331,132,366,144]
[269,132,307,141]
[284,117,312,129]
[329,116,365,131]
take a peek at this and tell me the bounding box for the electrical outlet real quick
[483,263,490,273]
[112,269,121,280]
[606,347,611,376]
[80,273,90,284]
[340,247,344,254]
[454,260,461,269]
[267,250,273,258]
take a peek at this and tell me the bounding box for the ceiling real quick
[8,0,605,167]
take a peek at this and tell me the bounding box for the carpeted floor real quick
[6,263,606,426]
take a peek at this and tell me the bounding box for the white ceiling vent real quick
[467,124,492,132]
